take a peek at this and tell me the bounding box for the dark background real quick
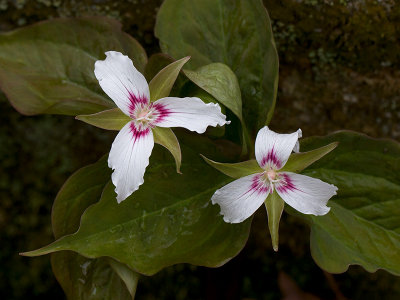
[1,0,399,299]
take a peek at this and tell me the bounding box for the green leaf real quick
[50,156,137,299]
[184,63,243,122]
[108,258,139,298]
[23,140,251,276]
[51,254,134,300]
[155,0,279,133]
[294,131,400,275]
[0,17,147,116]
[51,156,111,239]
[148,56,190,101]
[264,192,284,252]
[281,142,339,173]
[153,127,182,173]
[76,108,131,131]
[201,155,261,178]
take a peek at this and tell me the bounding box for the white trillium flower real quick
[95,51,230,203]
[211,126,338,223]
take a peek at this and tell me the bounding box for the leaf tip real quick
[19,249,42,257]
[199,154,210,162]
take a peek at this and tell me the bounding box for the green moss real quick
[266,0,399,72]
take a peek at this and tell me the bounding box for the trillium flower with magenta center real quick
[95,51,230,202]
[211,126,338,223]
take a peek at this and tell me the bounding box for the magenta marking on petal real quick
[129,122,150,142]
[276,174,298,194]
[249,174,269,195]
[152,102,171,124]
[260,147,282,169]
[128,92,148,114]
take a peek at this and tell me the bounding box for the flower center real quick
[137,109,150,119]
[261,168,281,191]
[131,104,157,128]
[267,169,276,181]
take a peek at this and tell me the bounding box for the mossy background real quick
[1,0,399,299]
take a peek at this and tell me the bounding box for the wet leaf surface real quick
[294,131,400,275]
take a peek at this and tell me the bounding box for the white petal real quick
[108,121,154,203]
[255,126,301,170]
[275,172,337,216]
[211,173,270,223]
[293,129,302,153]
[152,97,230,133]
[94,51,150,116]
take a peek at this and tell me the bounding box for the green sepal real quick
[153,127,182,173]
[281,142,339,173]
[201,155,261,179]
[264,191,285,252]
[144,53,174,82]
[148,56,190,101]
[202,142,338,179]
[76,108,131,130]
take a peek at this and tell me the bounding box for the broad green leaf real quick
[155,0,279,133]
[51,156,111,239]
[0,17,147,116]
[153,127,182,173]
[264,192,284,252]
[184,63,243,122]
[50,156,137,299]
[201,155,261,178]
[281,142,339,173]
[294,131,400,275]
[148,56,190,101]
[76,108,130,131]
[24,140,251,276]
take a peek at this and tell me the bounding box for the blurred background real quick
[1,0,399,299]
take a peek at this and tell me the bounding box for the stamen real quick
[267,170,276,181]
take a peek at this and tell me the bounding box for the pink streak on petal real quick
[249,174,269,195]
[128,92,149,114]
[129,122,150,142]
[276,173,298,194]
[260,147,282,169]
[152,102,171,124]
